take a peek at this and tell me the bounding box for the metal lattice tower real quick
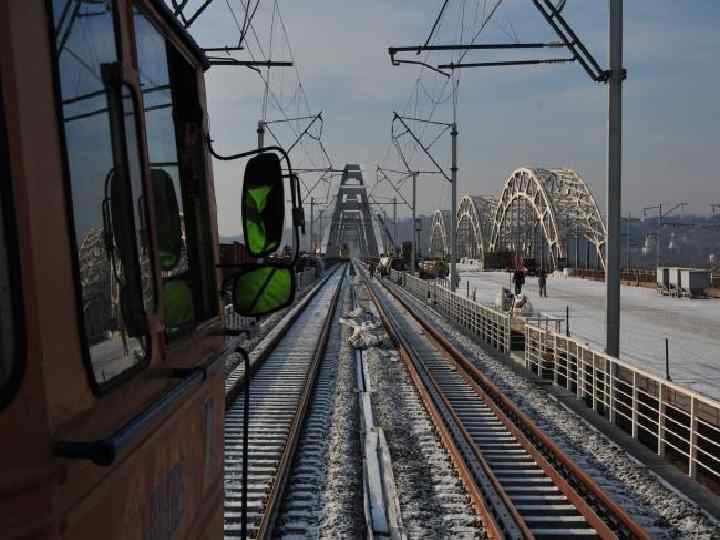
[325,164,380,258]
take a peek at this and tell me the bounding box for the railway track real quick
[365,270,651,540]
[223,265,346,539]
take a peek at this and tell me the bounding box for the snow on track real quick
[359,283,486,540]
[275,284,366,538]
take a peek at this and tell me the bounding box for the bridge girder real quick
[325,164,380,257]
[456,194,496,267]
[430,210,450,258]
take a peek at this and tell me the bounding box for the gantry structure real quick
[430,167,607,270]
[325,164,380,258]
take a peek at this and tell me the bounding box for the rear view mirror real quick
[164,278,194,328]
[242,152,284,257]
[151,169,183,271]
[232,264,295,316]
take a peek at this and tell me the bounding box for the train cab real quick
[1,1,226,537]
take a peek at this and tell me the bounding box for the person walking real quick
[538,268,548,297]
[512,268,525,295]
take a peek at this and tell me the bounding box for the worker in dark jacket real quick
[512,269,525,295]
[538,268,547,297]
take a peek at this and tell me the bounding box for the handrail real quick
[55,352,222,466]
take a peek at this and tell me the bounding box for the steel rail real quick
[374,274,652,540]
[365,281,512,539]
[224,266,338,407]
[224,264,346,538]
[253,266,346,538]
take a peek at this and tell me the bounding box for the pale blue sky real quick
[178,1,720,235]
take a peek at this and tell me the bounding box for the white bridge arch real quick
[429,167,606,271]
[456,195,496,267]
[430,210,450,257]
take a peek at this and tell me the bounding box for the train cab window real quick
[133,7,218,340]
[0,79,24,408]
[51,1,153,389]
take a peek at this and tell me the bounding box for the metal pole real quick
[657,203,662,269]
[257,119,265,147]
[605,0,623,358]
[318,211,324,254]
[626,212,631,270]
[450,121,458,292]
[393,197,397,249]
[566,306,570,337]
[310,198,315,254]
[412,173,417,274]
[234,346,251,540]
[448,78,459,292]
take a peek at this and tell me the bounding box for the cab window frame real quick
[131,5,218,341]
[47,0,155,395]
[0,74,26,411]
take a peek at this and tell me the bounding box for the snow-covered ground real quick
[458,270,720,401]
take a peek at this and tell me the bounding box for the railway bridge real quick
[430,167,607,270]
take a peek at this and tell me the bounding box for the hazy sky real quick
[178,1,720,236]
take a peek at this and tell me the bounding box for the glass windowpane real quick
[52,0,149,386]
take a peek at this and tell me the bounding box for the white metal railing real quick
[389,269,512,354]
[525,324,720,481]
[389,268,720,483]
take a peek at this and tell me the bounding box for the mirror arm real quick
[282,173,304,262]
[205,138,293,181]
[207,137,305,262]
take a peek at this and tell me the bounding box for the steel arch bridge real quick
[430,210,450,257]
[456,195,496,267]
[429,167,606,270]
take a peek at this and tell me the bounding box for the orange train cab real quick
[1,1,225,538]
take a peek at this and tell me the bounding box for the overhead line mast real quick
[387,0,626,357]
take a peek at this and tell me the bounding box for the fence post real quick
[689,396,697,479]
[506,314,511,354]
[658,382,666,457]
[577,348,584,401]
[567,342,574,392]
[525,326,530,369]
[608,359,615,425]
[553,334,559,386]
[537,330,543,377]
[631,371,638,440]
[592,352,598,412]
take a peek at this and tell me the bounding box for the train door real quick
[1,1,224,538]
